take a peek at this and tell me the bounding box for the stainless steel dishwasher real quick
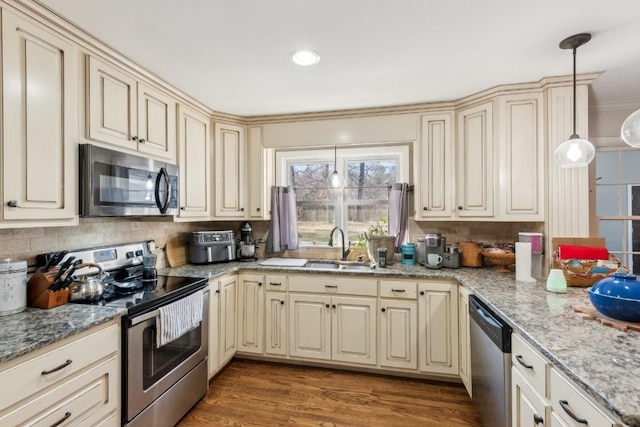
[469,295,512,427]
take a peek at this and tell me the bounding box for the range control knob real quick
[135,250,143,256]
[126,251,135,259]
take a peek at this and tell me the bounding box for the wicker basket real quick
[459,242,483,267]
[553,250,624,288]
[366,235,397,265]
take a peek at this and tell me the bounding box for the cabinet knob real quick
[325,303,330,308]
[132,136,138,141]
[423,207,428,211]
[458,206,463,210]
[240,207,245,212]
[258,282,262,286]
[257,208,261,212]
[180,207,186,210]
[332,304,336,309]
[381,307,386,312]
[533,414,544,425]
[215,290,220,294]
[139,138,146,143]
[420,291,425,295]
[7,200,18,208]
[280,300,285,305]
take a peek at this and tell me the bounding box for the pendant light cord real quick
[572,47,577,137]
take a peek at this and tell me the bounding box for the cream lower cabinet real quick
[289,293,377,366]
[238,274,265,354]
[417,281,459,375]
[176,104,211,219]
[2,9,78,226]
[458,286,472,396]
[379,280,418,370]
[0,321,119,426]
[87,56,176,162]
[208,278,220,379]
[218,275,238,366]
[264,274,288,356]
[512,368,549,427]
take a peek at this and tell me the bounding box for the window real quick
[276,145,410,246]
[594,149,640,273]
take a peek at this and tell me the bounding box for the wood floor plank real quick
[178,359,482,426]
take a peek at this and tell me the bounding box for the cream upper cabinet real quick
[417,281,459,375]
[87,56,176,162]
[496,93,544,220]
[214,122,247,218]
[458,286,472,397]
[2,9,78,225]
[456,101,494,217]
[416,112,454,219]
[237,274,265,354]
[176,105,211,219]
[218,275,238,365]
[248,126,273,220]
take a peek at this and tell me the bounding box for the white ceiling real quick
[37,0,640,117]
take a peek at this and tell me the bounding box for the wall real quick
[410,220,544,246]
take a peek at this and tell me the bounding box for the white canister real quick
[0,259,28,316]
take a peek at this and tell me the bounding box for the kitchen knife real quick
[44,250,68,273]
[42,252,59,272]
[52,256,75,284]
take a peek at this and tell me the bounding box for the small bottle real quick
[378,248,387,268]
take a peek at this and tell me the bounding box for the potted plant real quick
[355,218,397,264]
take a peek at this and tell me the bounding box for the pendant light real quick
[621,108,640,147]
[327,146,345,189]
[554,33,596,168]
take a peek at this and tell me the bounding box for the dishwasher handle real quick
[469,295,512,352]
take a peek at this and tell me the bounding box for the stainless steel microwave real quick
[79,144,179,217]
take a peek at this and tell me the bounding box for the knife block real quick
[27,268,69,309]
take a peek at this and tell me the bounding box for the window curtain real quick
[265,186,299,252]
[388,183,410,251]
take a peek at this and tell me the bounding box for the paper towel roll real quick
[515,242,536,282]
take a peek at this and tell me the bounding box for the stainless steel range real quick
[39,242,209,427]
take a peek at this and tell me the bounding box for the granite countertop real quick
[0,304,125,364]
[160,260,640,426]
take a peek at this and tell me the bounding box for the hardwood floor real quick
[178,359,482,426]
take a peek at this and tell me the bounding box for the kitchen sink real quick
[303,261,375,271]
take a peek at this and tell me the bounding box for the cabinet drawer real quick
[0,323,119,409]
[289,275,377,296]
[379,280,417,299]
[512,334,550,397]
[549,368,620,427]
[0,356,118,426]
[265,274,288,291]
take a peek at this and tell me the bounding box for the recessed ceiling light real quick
[291,50,321,66]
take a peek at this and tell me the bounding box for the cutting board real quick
[166,242,188,267]
[573,305,640,332]
[259,258,308,267]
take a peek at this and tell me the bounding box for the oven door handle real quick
[130,288,209,326]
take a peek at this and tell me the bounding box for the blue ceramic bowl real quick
[588,273,640,322]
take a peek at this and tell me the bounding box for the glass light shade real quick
[554,137,595,168]
[621,108,640,147]
[327,170,345,189]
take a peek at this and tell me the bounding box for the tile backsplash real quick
[1,217,541,270]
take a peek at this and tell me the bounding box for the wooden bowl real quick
[482,251,516,273]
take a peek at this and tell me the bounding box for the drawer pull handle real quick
[516,355,533,369]
[533,414,543,425]
[50,411,71,427]
[270,282,282,286]
[558,400,588,424]
[391,289,406,293]
[42,359,72,375]
[325,285,338,288]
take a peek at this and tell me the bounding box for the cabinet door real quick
[2,10,78,222]
[238,274,264,354]
[417,113,454,219]
[418,281,459,375]
[87,56,137,150]
[137,83,176,161]
[208,279,219,378]
[332,296,377,365]
[379,299,417,369]
[218,275,237,365]
[214,122,246,218]
[177,105,211,219]
[456,101,494,217]
[512,369,550,427]
[248,126,272,220]
[289,293,331,360]
[458,286,472,397]
[497,93,544,220]
[265,292,287,356]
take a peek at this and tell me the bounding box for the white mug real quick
[427,253,443,266]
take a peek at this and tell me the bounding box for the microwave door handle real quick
[154,167,171,214]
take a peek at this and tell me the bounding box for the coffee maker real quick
[421,233,446,269]
[237,222,257,261]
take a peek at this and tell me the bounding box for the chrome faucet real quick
[328,227,351,261]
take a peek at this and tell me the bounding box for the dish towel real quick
[156,290,203,347]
